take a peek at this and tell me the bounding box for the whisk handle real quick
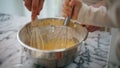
[64,17,71,26]
[64,6,75,26]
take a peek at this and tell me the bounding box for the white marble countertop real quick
[0,14,111,68]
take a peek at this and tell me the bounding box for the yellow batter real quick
[31,38,77,50]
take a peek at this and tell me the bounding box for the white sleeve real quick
[77,3,115,27]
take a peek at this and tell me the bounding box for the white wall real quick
[0,0,25,16]
[38,0,63,18]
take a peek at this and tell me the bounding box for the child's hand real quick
[24,0,44,20]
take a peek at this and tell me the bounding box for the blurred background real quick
[0,0,25,16]
[0,0,63,19]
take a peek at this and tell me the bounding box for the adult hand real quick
[62,0,82,20]
[24,0,44,20]
[82,24,101,32]
[83,1,104,32]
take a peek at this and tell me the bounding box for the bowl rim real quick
[17,17,88,53]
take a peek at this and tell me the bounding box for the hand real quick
[62,0,82,20]
[82,24,101,32]
[24,0,44,20]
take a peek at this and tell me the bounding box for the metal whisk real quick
[54,6,75,49]
[29,17,45,50]
[28,4,75,50]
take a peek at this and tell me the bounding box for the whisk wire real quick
[29,5,75,50]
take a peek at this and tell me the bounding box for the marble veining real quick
[0,13,111,68]
[0,13,11,22]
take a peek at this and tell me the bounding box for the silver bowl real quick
[17,18,88,68]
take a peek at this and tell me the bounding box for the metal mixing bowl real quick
[17,18,88,68]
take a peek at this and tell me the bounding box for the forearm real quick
[77,3,115,27]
